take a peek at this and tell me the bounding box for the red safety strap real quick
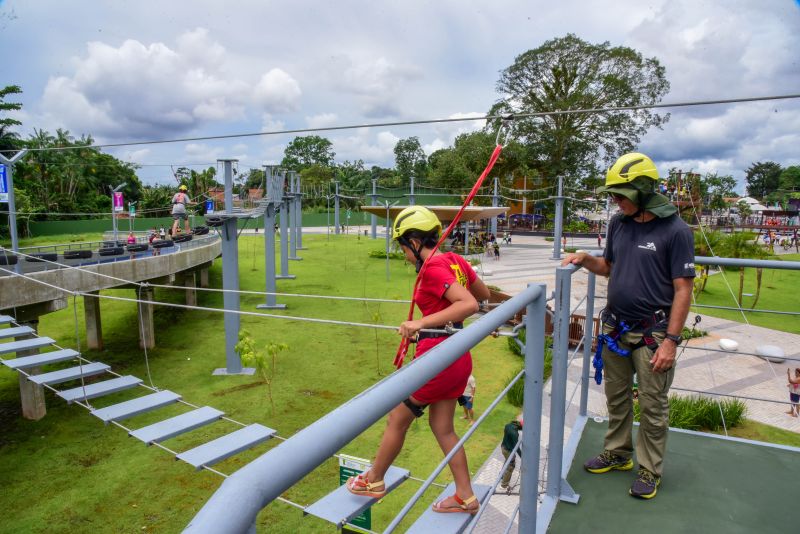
[393,144,504,369]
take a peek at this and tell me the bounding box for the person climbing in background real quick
[346,206,491,515]
[171,184,193,236]
[562,152,695,500]
[458,374,476,424]
[500,417,523,492]
[787,368,800,417]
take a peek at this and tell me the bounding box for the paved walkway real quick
[465,234,800,533]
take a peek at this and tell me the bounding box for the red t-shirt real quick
[411,252,478,405]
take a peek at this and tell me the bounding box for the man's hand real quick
[399,319,424,339]
[650,340,676,373]
[561,252,587,267]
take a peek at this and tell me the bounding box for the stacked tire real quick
[63,250,93,260]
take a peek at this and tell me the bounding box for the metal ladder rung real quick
[28,362,109,385]
[0,337,56,356]
[0,326,35,340]
[405,483,492,534]
[129,406,225,445]
[91,390,182,424]
[2,348,80,370]
[304,465,410,528]
[57,375,142,404]
[176,424,276,470]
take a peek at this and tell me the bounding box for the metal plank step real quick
[0,337,56,356]
[406,483,492,534]
[0,315,14,325]
[3,348,79,370]
[28,362,110,385]
[57,375,142,404]
[176,423,276,470]
[129,406,225,445]
[0,326,34,340]
[304,465,410,528]
[91,390,182,424]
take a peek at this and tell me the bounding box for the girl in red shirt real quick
[347,206,490,515]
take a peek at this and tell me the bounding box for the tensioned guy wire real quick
[16,93,800,153]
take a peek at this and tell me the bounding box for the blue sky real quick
[2,0,799,191]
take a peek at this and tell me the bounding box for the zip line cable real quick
[12,93,800,153]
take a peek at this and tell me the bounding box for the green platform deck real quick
[549,419,798,534]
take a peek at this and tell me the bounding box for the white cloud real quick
[253,68,302,113]
[306,113,338,129]
[332,129,400,165]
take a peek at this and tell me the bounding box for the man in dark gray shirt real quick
[562,152,694,500]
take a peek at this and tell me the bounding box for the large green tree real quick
[0,84,23,154]
[699,172,737,215]
[489,34,670,183]
[281,135,335,171]
[745,161,781,200]
[393,136,428,181]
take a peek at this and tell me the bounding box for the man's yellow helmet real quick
[392,206,442,241]
[605,153,659,188]
[179,184,188,191]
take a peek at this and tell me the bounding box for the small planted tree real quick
[235,330,288,414]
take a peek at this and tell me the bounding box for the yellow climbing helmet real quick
[179,184,188,191]
[392,206,442,241]
[605,153,659,187]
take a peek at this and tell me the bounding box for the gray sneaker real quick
[629,468,661,499]
[583,450,634,474]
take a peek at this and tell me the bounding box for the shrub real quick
[505,331,553,407]
[633,394,747,431]
[368,249,405,260]
[565,221,590,233]
[681,326,707,340]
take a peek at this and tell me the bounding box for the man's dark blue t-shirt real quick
[603,213,695,323]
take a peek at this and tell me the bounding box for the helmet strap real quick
[398,236,426,273]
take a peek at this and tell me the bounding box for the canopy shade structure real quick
[360,205,509,223]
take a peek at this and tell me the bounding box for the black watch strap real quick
[664,333,682,344]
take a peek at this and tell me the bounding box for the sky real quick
[2,0,799,191]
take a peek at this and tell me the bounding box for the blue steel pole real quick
[219,159,242,374]
[258,167,285,310]
[334,181,340,235]
[409,175,415,206]
[295,173,304,250]
[288,172,299,260]
[277,171,294,280]
[0,150,28,274]
[371,179,377,239]
[552,175,564,260]
[519,283,547,533]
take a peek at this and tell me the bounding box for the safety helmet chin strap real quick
[397,236,425,273]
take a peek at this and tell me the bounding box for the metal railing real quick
[184,283,548,533]
[184,254,800,533]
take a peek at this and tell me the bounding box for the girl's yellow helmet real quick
[392,206,442,240]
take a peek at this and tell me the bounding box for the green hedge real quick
[634,394,747,431]
[505,330,553,407]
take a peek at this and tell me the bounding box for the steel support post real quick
[258,167,286,309]
[551,175,565,260]
[0,150,28,273]
[519,283,547,533]
[491,176,499,237]
[546,266,579,502]
[277,170,294,280]
[370,179,377,239]
[294,173,305,250]
[287,173,300,260]
[409,175,415,206]
[214,159,253,376]
[579,273,596,416]
[334,182,340,235]
[464,222,470,256]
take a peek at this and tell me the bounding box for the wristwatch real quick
[664,333,682,344]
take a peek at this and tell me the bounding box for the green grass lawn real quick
[692,253,800,334]
[0,233,523,533]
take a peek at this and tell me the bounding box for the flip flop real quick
[346,474,386,499]
[432,494,479,515]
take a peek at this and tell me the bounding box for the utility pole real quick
[551,175,566,260]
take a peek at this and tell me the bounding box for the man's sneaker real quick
[583,450,634,474]
[629,468,661,499]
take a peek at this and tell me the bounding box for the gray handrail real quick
[184,283,545,534]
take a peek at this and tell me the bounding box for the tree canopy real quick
[281,135,335,171]
[0,84,23,154]
[745,161,781,200]
[393,136,428,181]
[489,34,670,185]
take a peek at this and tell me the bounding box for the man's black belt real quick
[417,322,464,341]
[604,309,669,331]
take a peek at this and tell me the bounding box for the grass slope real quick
[0,234,521,533]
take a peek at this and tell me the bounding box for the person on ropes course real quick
[171,184,193,236]
[346,205,491,515]
[562,152,695,500]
